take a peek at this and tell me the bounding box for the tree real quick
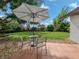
[47,24,54,31]
[40,24,46,31]
[0,0,42,9]
[0,0,42,32]
[53,7,69,31]
[59,22,70,32]
[31,27,37,31]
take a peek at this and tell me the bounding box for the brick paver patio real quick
[11,42,79,59]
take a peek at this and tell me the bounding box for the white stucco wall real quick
[70,15,79,43]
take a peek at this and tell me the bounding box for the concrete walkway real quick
[11,42,79,59]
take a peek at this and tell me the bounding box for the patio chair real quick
[19,37,31,49]
[15,37,31,52]
[28,36,47,59]
[11,36,47,59]
[12,37,28,50]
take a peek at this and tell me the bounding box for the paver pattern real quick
[11,42,79,59]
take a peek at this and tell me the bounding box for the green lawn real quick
[9,32,69,41]
[38,32,69,39]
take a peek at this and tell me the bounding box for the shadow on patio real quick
[10,42,75,59]
[10,48,70,59]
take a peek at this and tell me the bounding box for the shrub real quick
[59,22,70,32]
[31,27,37,31]
[47,24,54,31]
[39,24,46,31]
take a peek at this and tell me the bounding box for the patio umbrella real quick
[13,3,48,35]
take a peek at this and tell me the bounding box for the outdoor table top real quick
[28,35,41,47]
[28,35,39,38]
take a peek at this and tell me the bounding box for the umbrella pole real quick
[33,17,35,36]
[32,13,35,47]
[33,13,35,36]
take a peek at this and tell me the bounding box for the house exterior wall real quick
[70,15,79,43]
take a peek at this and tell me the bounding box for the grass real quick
[8,32,69,41]
[38,32,69,39]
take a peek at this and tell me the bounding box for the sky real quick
[40,0,79,25]
[0,0,79,25]
[0,2,11,17]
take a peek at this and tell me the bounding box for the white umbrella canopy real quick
[13,3,48,23]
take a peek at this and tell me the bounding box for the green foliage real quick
[9,32,32,41]
[0,0,7,9]
[31,27,37,31]
[0,18,21,31]
[0,0,42,32]
[59,22,70,32]
[39,24,46,31]
[0,0,42,9]
[53,19,61,31]
[39,32,69,39]
[47,24,54,31]
[25,0,41,6]
[53,7,69,32]
[6,20,20,29]
[10,0,41,9]
[0,14,21,31]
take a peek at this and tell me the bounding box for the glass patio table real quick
[28,35,39,47]
[27,35,47,59]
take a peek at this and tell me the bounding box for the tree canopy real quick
[0,0,42,9]
[0,0,42,32]
[53,7,69,31]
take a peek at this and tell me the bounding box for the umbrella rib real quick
[35,14,49,21]
[24,4,33,13]
[20,13,31,18]
[32,17,38,23]
[36,9,48,14]
[14,11,30,14]
[37,14,49,18]
[22,16,32,22]
[28,16,32,21]
[36,15,46,20]
[35,15,44,22]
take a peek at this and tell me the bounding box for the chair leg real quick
[30,46,31,51]
[36,47,38,59]
[45,46,47,55]
[26,46,28,53]
[29,46,32,59]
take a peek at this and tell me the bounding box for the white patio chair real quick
[28,36,47,59]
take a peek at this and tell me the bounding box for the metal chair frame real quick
[16,36,47,59]
[27,36,47,59]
